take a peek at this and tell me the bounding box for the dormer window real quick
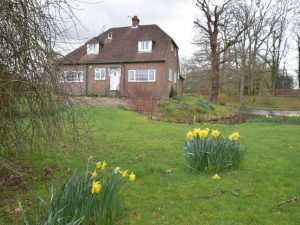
[108,32,112,39]
[87,43,99,54]
[138,40,152,52]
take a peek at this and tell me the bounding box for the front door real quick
[109,67,121,91]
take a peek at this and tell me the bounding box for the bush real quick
[22,158,136,225]
[195,98,214,110]
[163,104,174,113]
[117,103,128,110]
[177,102,189,110]
[184,128,244,172]
[218,93,228,106]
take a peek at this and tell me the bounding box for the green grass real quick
[245,95,300,109]
[219,94,300,110]
[1,106,300,224]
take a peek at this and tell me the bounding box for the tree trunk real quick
[211,47,219,102]
[298,39,300,94]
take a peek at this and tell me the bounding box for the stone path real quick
[73,97,124,107]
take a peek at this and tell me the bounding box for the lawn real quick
[217,94,300,110]
[1,106,300,224]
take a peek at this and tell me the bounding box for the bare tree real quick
[297,35,300,91]
[194,0,249,102]
[0,0,88,156]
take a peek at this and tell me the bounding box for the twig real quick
[0,159,22,176]
[278,197,300,207]
[245,193,259,198]
[193,190,227,199]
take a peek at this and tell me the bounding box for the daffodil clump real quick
[41,158,136,225]
[184,128,244,172]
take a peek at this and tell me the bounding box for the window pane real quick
[129,70,135,80]
[149,70,155,81]
[138,41,152,52]
[128,69,155,82]
[169,68,172,81]
[66,72,74,82]
[78,71,83,82]
[136,70,148,81]
[95,68,105,80]
[174,72,177,83]
[87,43,99,54]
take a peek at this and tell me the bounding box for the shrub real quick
[184,128,244,172]
[22,158,136,225]
[177,102,189,110]
[117,103,128,110]
[218,93,228,106]
[195,98,214,110]
[125,85,158,119]
[163,104,174,113]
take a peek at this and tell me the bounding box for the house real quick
[59,16,183,99]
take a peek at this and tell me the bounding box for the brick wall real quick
[122,62,168,99]
[164,40,180,95]
[60,65,86,95]
[87,65,111,96]
[61,42,179,99]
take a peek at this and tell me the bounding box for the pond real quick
[215,109,300,125]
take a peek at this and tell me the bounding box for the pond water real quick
[215,109,300,125]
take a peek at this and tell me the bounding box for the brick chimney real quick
[132,16,139,28]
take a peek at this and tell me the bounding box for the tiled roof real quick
[60,24,178,65]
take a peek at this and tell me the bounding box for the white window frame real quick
[94,68,106,80]
[128,69,156,82]
[174,71,177,84]
[171,43,174,52]
[138,40,152,52]
[62,71,83,83]
[87,43,99,54]
[169,68,173,82]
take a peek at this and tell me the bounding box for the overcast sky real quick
[69,0,198,58]
[68,0,298,77]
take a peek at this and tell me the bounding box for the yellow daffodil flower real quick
[91,170,97,179]
[229,132,240,141]
[186,131,194,140]
[96,162,102,169]
[91,181,101,194]
[205,128,210,132]
[212,174,221,180]
[114,167,121,174]
[122,170,129,177]
[288,113,300,117]
[129,172,136,181]
[193,128,201,137]
[199,129,208,139]
[101,161,107,170]
[211,129,220,138]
